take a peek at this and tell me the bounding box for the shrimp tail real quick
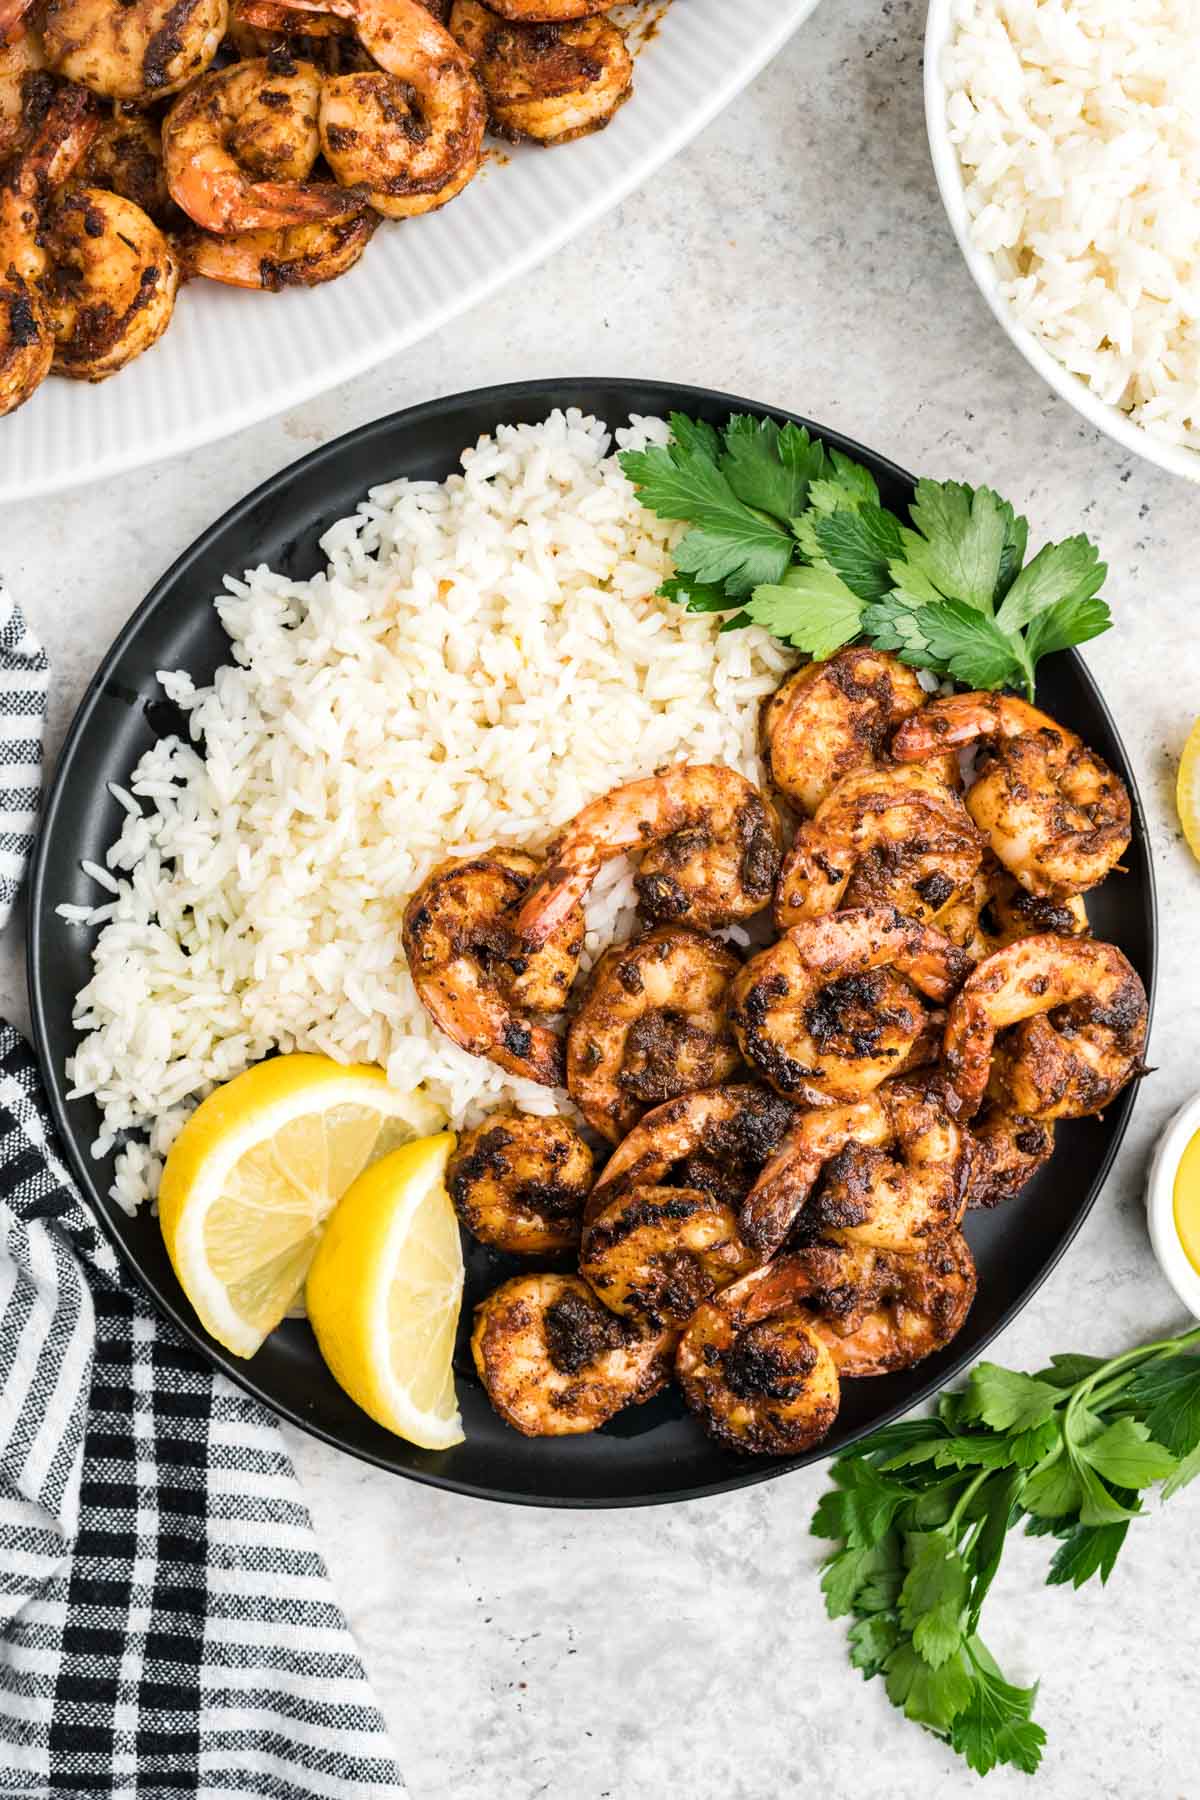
[514,860,589,948]
[739,1135,814,1257]
[244,177,368,224]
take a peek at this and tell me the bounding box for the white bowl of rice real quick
[925,0,1200,481]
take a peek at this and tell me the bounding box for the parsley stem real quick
[946,1469,991,1536]
[1064,1324,1200,1437]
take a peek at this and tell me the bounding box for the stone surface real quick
[2,1,1198,1794]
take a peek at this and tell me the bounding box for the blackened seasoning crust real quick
[543,1287,627,1375]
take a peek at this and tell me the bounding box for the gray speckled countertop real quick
[3,1,1199,1794]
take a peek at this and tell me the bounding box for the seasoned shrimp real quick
[795,1233,977,1377]
[471,1273,673,1436]
[81,108,176,227]
[967,1106,1054,1208]
[982,864,1089,946]
[179,211,377,287]
[988,1005,1147,1122]
[942,934,1147,1118]
[402,850,584,1086]
[447,1111,593,1254]
[566,926,741,1143]
[449,1,631,147]
[0,82,97,418]
[729,907,970,1103]
[676,1260,842,1455]
[0,171,53,419]
[580,1187,758,1329]
[934,859,996,960]
[591,1082,800,1214]
[44,186,179,381]
[265,0,486,214]
[892,692,1131,898]
[742,1077,971,1258]
[163,57,364,234]
[0,16,45,163]
[774,764,984,928]
[742,1098,889,1257]
[515,764,782,946]
[932,856,1089,961]
[41,0,227,101]
[762,647,950,816]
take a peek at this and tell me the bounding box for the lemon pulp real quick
[158,1053,444,1358]
[306,1133,465,1450]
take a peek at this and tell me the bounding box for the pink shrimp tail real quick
[514,866,588,949]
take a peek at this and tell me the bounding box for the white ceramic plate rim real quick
[923,0,1200,485]
[1146,1092,1200,1321]
[3,1,820,504]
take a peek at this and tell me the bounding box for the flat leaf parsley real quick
[813,1324,1200,1776]
[619,414,1112,699]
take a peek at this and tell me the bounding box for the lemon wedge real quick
[158,1054,445,1359]
[306,1134,465,1451]
[1178,715,1200,866]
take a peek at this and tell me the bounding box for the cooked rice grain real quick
[945,0,1200,450]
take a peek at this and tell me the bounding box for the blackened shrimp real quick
[0,14,45,164]
[515,763,782,946]
[0,82,98,418]
[179,212,377,287]
[449,1,631,147]
[41,0,226,101]
[741,1077,971,1258]
[729,907,971,1103]
[163,56,364,233]
[935,856,1088,962]
[988,1007,1147,1123]
[942,934,1147,1118]
[43,186,179,382]
[676,1260,841,1455]
[402,850,584,1086]
[982,863,1089,947]
[565,926,740,1143]
[966,1106,1054,1208]
[580,1187,758,1330]
[590,1082,800,1215]
[265,0,486,214]
[471,1273,673,1436]
[795,1233,977,1377]
[892,692,1131,898]
[446,1111,593,1254]
[761,647,950,816]
[773,764,983,928]
[81,109,177,228]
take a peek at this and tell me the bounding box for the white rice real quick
[944,0,1200,451]
[62,409,794,1213]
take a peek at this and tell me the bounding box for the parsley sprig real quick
[814,1324,1200,1777]
[619,414,1112,699]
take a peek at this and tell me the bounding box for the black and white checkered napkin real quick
[0,584,407,1798]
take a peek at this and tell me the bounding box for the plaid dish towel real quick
[0,584,407,1798]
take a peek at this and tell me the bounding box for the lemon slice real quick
[158,1054,445,1359]
[306,1134,465,1451]
[1178,716,1200,866]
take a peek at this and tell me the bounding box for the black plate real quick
[28,379,1157,1508]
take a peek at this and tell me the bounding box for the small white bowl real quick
[923,0,1200,485]
[1145,1094,1200,1321]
